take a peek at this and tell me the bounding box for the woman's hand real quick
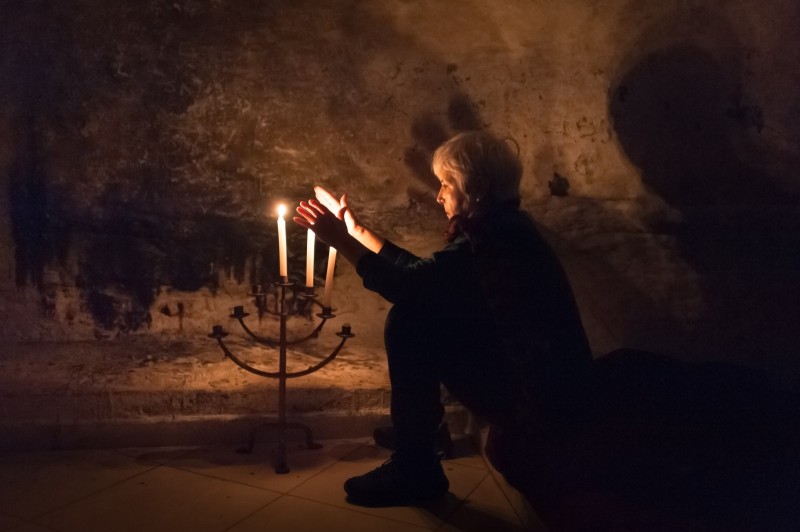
[314,186,360,236]
[293,199,350,249]
[313,185,385,253]
[294,197,371,268]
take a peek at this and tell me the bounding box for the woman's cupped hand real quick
[293,199,350,249]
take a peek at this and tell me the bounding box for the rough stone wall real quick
[1,0,798,388]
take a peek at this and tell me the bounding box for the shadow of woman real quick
[609,44,800,368]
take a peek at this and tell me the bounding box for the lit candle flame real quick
[277,204,287,218]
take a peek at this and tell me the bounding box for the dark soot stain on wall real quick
[75,211,275,331]
[9,152,277,331]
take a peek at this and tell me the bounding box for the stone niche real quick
[1,0,799,448]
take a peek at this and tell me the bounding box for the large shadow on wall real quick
[329,2,489,208]
[611,45,778,207]
[402,91,486,198]
[610,43,800,362]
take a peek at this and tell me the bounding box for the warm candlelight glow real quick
[322,246,337,308]
[306,229,315,288]
[277,203,288,279]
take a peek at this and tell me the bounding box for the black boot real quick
[344,453,449,507]
[373,422,455,459]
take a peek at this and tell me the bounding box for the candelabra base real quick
[237,419,323,474]
[213,277,354,474]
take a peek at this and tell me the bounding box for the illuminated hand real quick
[294,199,349,249]
[314,186,360,236]
[311,186,385,254]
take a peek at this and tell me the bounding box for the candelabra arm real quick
[237,318,279,347]
[284,333,352,379]
[285,317,328,345]
[237,316,330,346]
[216,337,282,379]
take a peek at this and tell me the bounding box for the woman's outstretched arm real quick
[314,186,385,253]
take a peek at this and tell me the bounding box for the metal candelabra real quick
[208,276,354,474]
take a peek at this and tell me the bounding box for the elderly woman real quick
[294,130,592,509]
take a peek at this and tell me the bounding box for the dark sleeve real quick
[355,241,470,305]
[377,240,424,268]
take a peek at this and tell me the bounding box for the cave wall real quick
[1,0,798,387]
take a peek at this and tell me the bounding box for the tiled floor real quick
[0,436,535,532]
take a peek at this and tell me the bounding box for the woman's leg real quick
[343,303,450,505]
[383,303,446,465]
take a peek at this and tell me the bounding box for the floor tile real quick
[288,444,488,529]
[483,467,546,530]
[0,513,25,531]
[0,436,555,532]
[115,445,203,465]
[33,466,280,532]
[0,450,154,520]
[5,523,56,532]
[439,474,533,532]
[163,438,368,493]
[227,494,429,532]
[445,436,486,470]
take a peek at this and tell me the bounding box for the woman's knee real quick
[384,304,436,350]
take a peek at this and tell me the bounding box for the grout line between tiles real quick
[157,462,287,496]
[1,510,56,532]
[5,443,521,532]
[151,438,371,496]
[279,438,373,494]
[432,469,490,532]
[278,493,436,531]
[219,492,289,532]
[280,440,479,531]
[21,459,164,524]
[484,468,528,526]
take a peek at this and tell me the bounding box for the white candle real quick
[277,204,288,279]
[305,228,315,288]
[322,246,337,308]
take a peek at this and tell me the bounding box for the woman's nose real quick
[436,188,444,204]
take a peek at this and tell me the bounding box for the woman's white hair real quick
[431,130,522,213]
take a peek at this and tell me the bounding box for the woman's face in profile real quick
[436,174,469,219]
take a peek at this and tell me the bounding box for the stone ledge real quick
[1,408,470,452]
[0,339,468,451]
[0,387,393,422]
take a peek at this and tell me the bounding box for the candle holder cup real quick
[209,279,353,474]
